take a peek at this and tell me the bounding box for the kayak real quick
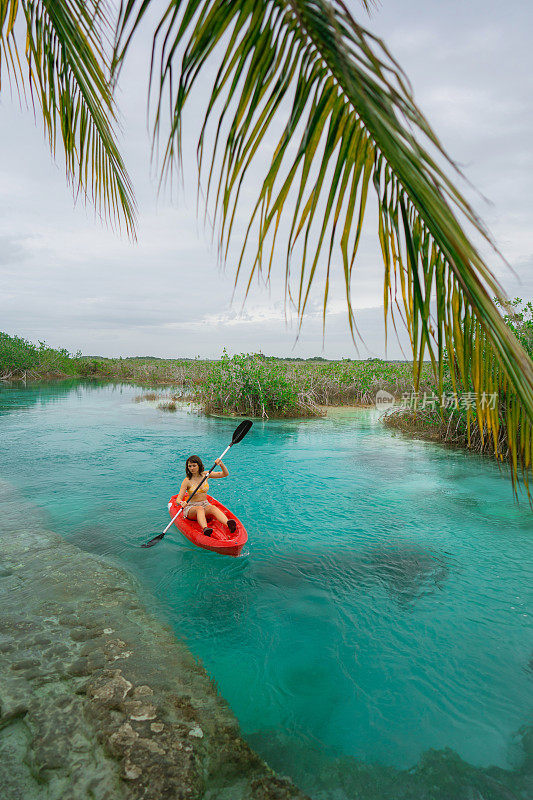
[167,494,248,557]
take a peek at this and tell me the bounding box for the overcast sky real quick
[1,0,531,359]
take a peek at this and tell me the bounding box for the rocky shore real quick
[0,480,309,800]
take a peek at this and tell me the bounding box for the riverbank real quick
[382,406,515,466]
[0,479,308,800]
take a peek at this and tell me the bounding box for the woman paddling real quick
[177,455,237,538]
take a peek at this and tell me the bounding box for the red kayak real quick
[167,494,247,557]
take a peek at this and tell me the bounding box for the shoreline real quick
[0,479,309,800]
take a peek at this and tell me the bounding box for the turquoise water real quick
[1,381,531,794]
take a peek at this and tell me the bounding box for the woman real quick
[177,455,237,537]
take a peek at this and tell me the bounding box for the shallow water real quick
[1,381,531,796]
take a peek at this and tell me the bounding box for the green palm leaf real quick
[116,0,533,493]
[0,0,136,235]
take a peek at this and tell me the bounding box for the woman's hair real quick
[186,455,205,478]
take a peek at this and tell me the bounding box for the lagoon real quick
[0,380,531,798]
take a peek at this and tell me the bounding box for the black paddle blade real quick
[141,533,165,548]
[232,419,253,444]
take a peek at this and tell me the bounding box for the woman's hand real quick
[214,458,229,476]
[179,500,187,508]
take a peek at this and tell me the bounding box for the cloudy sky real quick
[1,0,531,359]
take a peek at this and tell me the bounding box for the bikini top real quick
[188,476,209,495]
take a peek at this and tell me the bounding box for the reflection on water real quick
[0,381,532,800]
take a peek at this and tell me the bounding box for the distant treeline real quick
[83,353,390,363]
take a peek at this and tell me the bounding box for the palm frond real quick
[115,0,533,493]
[0,0,136,235]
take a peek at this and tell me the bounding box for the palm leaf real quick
[0,0,136,235]
[115,0,533,492]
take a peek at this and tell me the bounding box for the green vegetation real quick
[133,392,160,402]
[286,359,434,408]
[0,332,80,379]
[195,351,319,418]
[117,351,439,419]
[494,298,533,357]
[122,352,439,419]
[157,400,178,412]
[76,356,206,386]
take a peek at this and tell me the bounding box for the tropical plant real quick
[494,298,533,358]
[196,350,319,417]
[0,0,136,234]
[0,331,78,376]
[2,1,532,491]
[0,331,39,373]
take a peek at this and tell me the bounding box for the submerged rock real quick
[0,479,309,800]
[248,730,533,800]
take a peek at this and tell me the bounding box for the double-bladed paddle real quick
[141,419,253,548]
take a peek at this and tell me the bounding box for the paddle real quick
[141,419,253,548]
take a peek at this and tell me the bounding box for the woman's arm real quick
[177,478,189,507]
[209,458,229,479]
